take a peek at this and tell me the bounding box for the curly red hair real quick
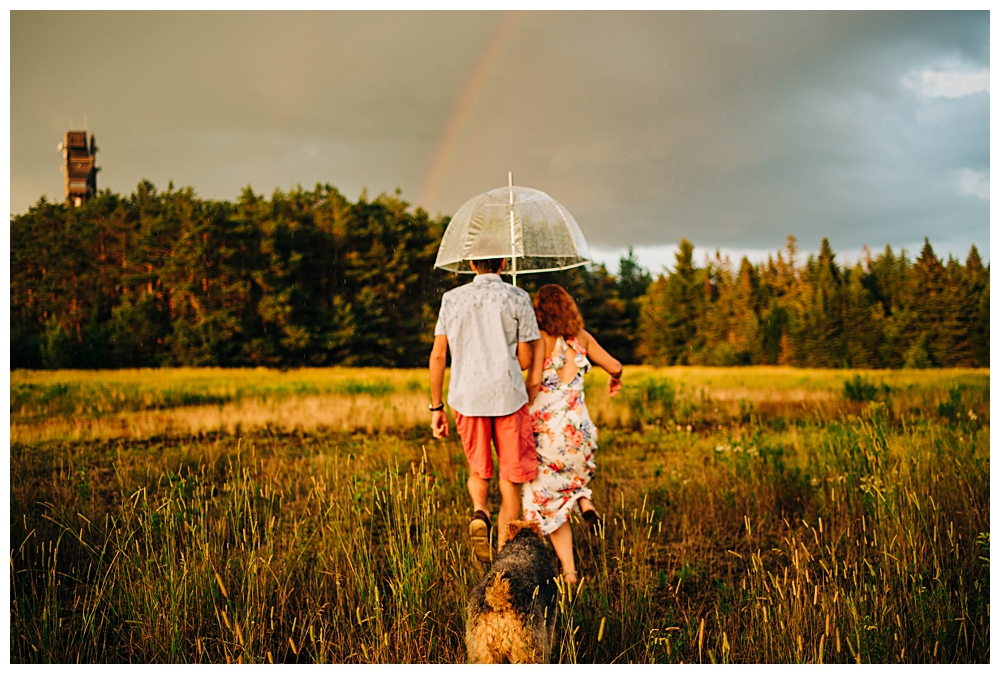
[533,284,583,339]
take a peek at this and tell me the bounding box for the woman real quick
[521,284,622,585]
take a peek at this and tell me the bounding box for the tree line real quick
[10,182,988,370]
[640,237,989,368]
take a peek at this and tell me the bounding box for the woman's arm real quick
[581,330,621,374]
[580,330,623,397]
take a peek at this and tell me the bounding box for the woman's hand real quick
[607,374,622,398]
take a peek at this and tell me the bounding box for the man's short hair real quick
[470,258,505,274]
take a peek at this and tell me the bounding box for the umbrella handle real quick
[509,171,517,286]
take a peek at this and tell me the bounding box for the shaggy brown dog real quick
[465,520,559,663]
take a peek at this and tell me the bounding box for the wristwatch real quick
[429,402,445,412]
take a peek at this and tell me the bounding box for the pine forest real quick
[10,182,989,370]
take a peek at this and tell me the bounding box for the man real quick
[429,257,544,562]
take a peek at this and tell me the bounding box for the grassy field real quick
[9,366,990,663]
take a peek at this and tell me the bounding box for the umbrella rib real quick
[434,184,591,274]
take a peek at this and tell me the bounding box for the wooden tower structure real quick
[59,130,99,206]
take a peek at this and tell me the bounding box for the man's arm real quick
[517,342,532,370]
[429,334,449,438]
[514,291,543,402]
[525,338,545,404]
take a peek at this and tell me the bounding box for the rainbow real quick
[419,11,525,212]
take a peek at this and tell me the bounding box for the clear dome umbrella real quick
[434,173,592,286]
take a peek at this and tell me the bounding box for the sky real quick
[9,10,990,273]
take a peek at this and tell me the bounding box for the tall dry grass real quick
[9,366,990,662]
[9,393,429,443]
[11,366,988,441]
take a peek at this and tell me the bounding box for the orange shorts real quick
[454,404,538,483]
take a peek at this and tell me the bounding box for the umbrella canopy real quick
[434,179,591,284]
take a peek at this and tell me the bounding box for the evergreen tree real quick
[910,238,946,367]
[759,236,804,365]
[107,293,167,368]
[938,255,975,367]
[694,252,757,365]
[639,239,703,365]
[965,246,989,366]
[841,263,884,368]
[9,180,989,371]
[797,238,844,367]
[757,300,788,365]
[616,247,652,363]
[867,244,913,368]
[39,316,73,369]
[733,257,764,364]
[573,265,631,360]
[80,285,110,369]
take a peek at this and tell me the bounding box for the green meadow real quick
[9,367,989,663]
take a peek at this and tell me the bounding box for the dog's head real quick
[503,519,544,545]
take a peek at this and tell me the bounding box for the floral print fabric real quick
[521,336,597,535]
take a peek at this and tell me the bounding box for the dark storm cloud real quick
[10,11,496,204]
[443,11,989,256]
[10,11,989,261]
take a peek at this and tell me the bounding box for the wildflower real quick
[859,475,884,495]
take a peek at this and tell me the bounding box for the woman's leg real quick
[577,496,602,529]
[548,521,577,583]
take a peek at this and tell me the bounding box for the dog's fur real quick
[465,520,559,663]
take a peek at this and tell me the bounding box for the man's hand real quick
[431,409,450,438]
[608,375,623,398]
[429,334,449,438]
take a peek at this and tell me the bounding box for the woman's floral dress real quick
[521,335,597,535]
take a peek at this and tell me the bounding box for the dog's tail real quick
[484,572,513,612]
